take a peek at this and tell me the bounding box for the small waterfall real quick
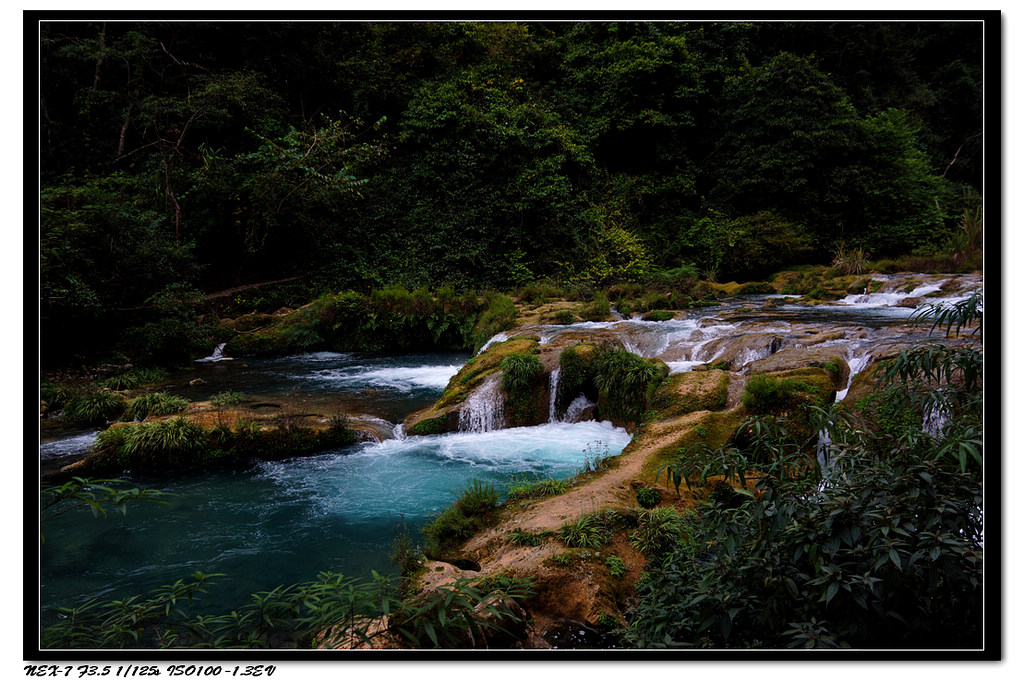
[195,342,231,363]
[393,423,406,440]
[562,394,597,423]
[458,375,505,433]
[548,366,562,423]
[477,332,509,355]
[922,405,948,437]
[835,347,873,402]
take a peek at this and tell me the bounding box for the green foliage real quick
[42,568,533,649]
[123,392,190,422]
[505,476,570,502]
[642,310,675,322]
[98,368,171,390]
[408,416,450,436]
[390,518,424,578]
[211,391,244,409]
[499,353,545,395]
[629,507,687,558]
[115,417,211,468]
[472,293,518,352]
[830,243,869,276]
[741,373,823,414]
[40,478,172,543]
[499,351,545,425]
[558,510,617,549]
[605,555,628,578]
[63,389,127,426]
[627,293,985,649]
[635,485,662,509]
[592,346,669,422]
[625,457,983,649]
[506,529,550,547]
[422,479,500,559]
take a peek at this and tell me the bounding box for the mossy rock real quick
[641,310,676,322]
[649,370,730,420]
[747,346,850,390]
[644,409,747,474]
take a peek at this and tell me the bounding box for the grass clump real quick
[635,485,662,509]
[64,390,127,426]
[629,507,690,558]
[506,476,570,502]
[98,368,170,390]
[115,417,210,467]
[123,392,189,422]
[506,529,551,546]
[558,510,617,549]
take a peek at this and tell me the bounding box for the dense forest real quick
[39,20,983,365]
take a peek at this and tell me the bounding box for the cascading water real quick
[836,346,873,402]
[477,331,509,355]
[195,342,231,363]
[562,394,597,423]
[548,366,561,423]
[458,374,505,433]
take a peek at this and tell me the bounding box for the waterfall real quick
[393,423,406,440]
[477,332,509,355]
[922,405,948,437]
[835,347,873,402]
[548,366,562,423]
[458,375,505,433]
[195,342,231,363]
[562,394,597,423]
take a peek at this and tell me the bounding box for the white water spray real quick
[458,374,505,433]
[548,366,562,423]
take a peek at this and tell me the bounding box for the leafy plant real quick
[635,485,662,509]
[558,510,616,549]
[605,555,628,578]
[629,507,686,558]
[63,389,127,426]
[123,392,189,421]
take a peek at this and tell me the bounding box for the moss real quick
[407,416,450,436]
[645,410,746,474]
[741,370,833,414]
[642,310,675,322]
[649,370,730,420]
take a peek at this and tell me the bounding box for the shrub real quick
[64,390,127,426]
[553,309,577,325]
[123,392,189,421]
[635,486,662,509]
[453,479,500,517]
[578,291,611,321]
[629,507,686,557]
[472,292,517,352]
[605,555,628,578]
[831,242,869,276]
[422,479,499,559]
[99,368,171,390]
[499,353,544,395]
[116,417,210,468]
[558,510,616,549]
[741,374,820,414]
[592,346,668,422]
